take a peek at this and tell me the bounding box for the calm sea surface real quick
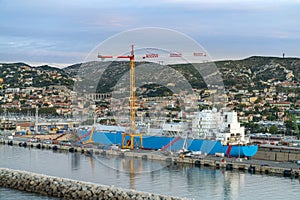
[0,145,299,200]
[0,187,58,200]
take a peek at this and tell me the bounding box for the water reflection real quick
[160,164,246,200]
[222,170,246,200]
[121,159,143,189]
[1,145,300,200]
[89,155,95,174]
[71,153,80,170]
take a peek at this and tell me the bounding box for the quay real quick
[1,138,300,179]
[254,144,300,162]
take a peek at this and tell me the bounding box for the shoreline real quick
[1,138,300,178]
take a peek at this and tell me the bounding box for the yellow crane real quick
[98,45,143,149]
[98,46,206,149]
[82,126,95,145]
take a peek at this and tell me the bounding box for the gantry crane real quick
[98,45,143,149]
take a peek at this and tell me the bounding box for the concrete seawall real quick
[0,168,183,200]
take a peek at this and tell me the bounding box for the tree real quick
[284,120,294,131]
[269,125,278,134]
[244,122,260,133]
[254,96,262,104]
[39,107,58,116]
[42,102,49,107]
[267,115,276,121]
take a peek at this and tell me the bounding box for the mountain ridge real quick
[1,56,300,93]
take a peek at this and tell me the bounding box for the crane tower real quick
[98,45,207,149]
[98,45,143,149]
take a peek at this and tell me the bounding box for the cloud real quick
[0,0,300,64]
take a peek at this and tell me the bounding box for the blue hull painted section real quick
[79,130,258,157]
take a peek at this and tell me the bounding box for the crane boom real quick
[97,46,207,149]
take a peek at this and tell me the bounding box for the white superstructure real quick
[192,108,222,139]
[160,109,247,144]
[162,122,189,136]
[192,109,247,144]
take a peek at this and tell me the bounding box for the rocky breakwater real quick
[0,168,183,200]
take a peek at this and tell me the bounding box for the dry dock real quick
[1,138,300,178]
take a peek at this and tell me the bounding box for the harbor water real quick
[0,187,58,200]
[0,145,299,200]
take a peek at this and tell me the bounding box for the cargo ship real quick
[78,109,258,157]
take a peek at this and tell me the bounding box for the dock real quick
[1,138,300,178]
[254,144,300,162]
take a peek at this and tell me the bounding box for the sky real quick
[1,0,300,67]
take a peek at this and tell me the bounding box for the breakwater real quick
[0,168,182,200]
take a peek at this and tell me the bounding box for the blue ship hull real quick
[80,130,258,157]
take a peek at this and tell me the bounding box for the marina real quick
[1,54,300,198]
[2,0,300,199]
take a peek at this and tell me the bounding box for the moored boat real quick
[78,109,258,157]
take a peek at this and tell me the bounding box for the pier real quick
[1,139,300,178]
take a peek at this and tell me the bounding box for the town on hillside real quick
[0,56,300,141]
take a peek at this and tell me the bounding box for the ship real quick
[74,46,258,157]
[78,108,258,157]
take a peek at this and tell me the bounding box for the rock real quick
[0,168,183,200]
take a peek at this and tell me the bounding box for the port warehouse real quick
[250,134,300,147]
[250,135,300,162]
[254,145,300,162]
[1,120,80,134]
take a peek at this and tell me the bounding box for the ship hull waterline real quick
[79,130,258,157]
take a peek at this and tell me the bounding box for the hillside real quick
[216,56,300,90]
[63,56,300,93]
[0,63,73,89]
[1,56,300,94]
